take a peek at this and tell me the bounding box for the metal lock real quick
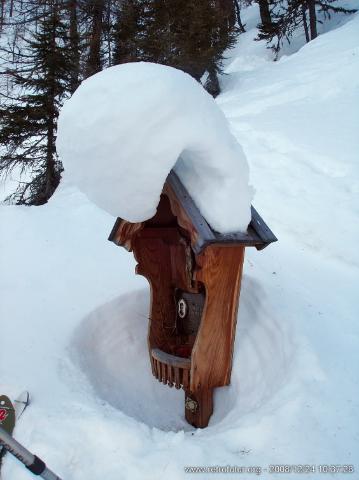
[175,290,205,336]
[178,298,188,319]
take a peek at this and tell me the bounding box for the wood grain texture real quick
[163,182,202,252]
[107,173,256,428]
[185,388,214,428]
[132,221,200,358]
[110,219,144,251]
[152,348,191,369]
[151,348,191,389]
[190,245,245,391]
[132,236,176,351]
[164,171,277,253]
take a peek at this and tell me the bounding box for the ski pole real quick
[0,426,62,480]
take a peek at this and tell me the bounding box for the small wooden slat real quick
[156,360,161,381]
[159,361,164,383]
[168,365,174,387]
[157,361,161,382]
[153,358,158,378]
[174,367,181,389]
[151,349,191,390]
[161,362,167,385]
[182,368,190,390]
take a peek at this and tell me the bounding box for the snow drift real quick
[56,62,253,233]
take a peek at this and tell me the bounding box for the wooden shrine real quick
[109,171,277,428]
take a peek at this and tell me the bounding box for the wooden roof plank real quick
[168,170,277,252]
[167,171,216,246]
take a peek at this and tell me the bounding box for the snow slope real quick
[1,7,358,480]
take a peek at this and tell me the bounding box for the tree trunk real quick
[104,0,112,66]
[217,0,236,29]
[234,0,246,33]
[302,3,310,42]
[258,0,272,29]
[0,0,5,31]
[68,0,80,93]
[85,0,105,78]
[307,0,317,40]
[45,5,58,204]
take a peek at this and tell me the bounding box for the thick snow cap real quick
[56,62,253,233]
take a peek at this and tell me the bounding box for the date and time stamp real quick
[184,464,355,475]
[266,465,355,474]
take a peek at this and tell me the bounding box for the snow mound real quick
[71,290,187,431]
[56,62,253,233]
[71,283,293,431]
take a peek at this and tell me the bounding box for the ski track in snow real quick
[1,6,359,480]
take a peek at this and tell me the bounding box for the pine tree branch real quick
[316,1,357,14]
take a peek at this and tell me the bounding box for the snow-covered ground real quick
[1,5,358,479]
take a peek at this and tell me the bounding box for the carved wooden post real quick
[109,170,276,428]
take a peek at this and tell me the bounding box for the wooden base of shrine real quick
[151,348,214,428]
[184,388,214,428]
[109,171,277,430]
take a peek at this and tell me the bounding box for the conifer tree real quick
[112,0,143,65]
[80,0,118,76]
[257,0,273,30]
[83,0,105,78]
[233,0,246,33]
[68,0,80,92]
[0,0,74,205]
[112,0,238,96]
[257,0,356,56]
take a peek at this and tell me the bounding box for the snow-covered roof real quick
[109,170,277,254]
[56,62,254,234]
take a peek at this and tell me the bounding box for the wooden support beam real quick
[184,388,214,428]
